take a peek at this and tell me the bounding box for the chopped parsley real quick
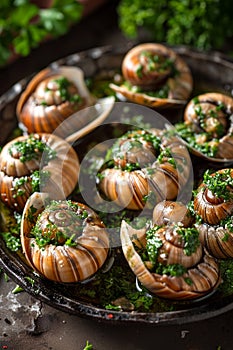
[176,226,200,256]
[139,225,200,277]
[51,76,82,104]
[203,169,233,201]
[123,80,170,98]
[193,101,226,138]
[9,135,57,163]
[174,122,219,158]
[30,170,50,192]
[220,216,233,233]
[0,204,22,252]
[137,51,174,75]
[155,263,187,277]
[146,226,163,263]
[157,147,176,167]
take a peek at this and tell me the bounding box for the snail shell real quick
[98,129,191,210]
[16,66,94,137]
[193,168,233,225]
[183,92,233,160]
[196,223,233,259]
[110,43,193,109]
[120,220,221,300]
[112,130,157,168]
[194,168,233,258]
[153,200,193,227]
[98,168,149,210]
[21,192,109,283]
[0,133,79,212]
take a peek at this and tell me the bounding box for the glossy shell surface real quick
[110,43,193,109]
[21,192,109,282]
[17,66,94,137]
[120,220,221,300]
[98,129,191,210]
[194,168,233,258]
[182,92,233,161]
[0,133,79,212]
[193,168,233,225]
[152,200,193,227]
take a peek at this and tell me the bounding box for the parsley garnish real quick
[9,135,56,163]
[203,169,233,201]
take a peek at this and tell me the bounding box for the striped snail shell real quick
[0,133,79,212]
[112,130,157,168]
[194,168,233,258]
[110,43,193,109]
[120,220,221,300]
[16,66,94,137]
[193,168,233,225]
[183,92,233,160]
[196,223,233,259]
[122,43,174,90]
[21,192,109,283]
[98,129,191,210]
[153,200,193,227]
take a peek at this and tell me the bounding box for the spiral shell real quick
[98,129,191,210]
[193,168,233,225]
[197,223,233,259]
[153,200,193,227]
[16,66,95,137]
[110,43,193,109]
[0,133,79,212]
[194,168,233,258]
[21,192,109,283]
[120,220,221,300]
[182,92,233,160]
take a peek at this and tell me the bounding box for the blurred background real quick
[1,0,233,69]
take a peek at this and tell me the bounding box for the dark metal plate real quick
[0,45,233,325]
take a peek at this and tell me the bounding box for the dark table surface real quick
[0,1,233,349]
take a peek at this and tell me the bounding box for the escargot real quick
[0,133,79,212]
[16,66,115,139]
[120,220,221,300]
[194,168,233,258]
[21,192,109,283]
[110,43,193,109]
[176,92,233,161]
[152,200,193,227]
[98,129,191,210]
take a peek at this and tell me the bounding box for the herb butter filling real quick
[9,134,57,163]
[30,200,88,248]
[136,225,200,279]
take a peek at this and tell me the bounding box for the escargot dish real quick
[98,129,191,210]
[0,133,79,212]
[110,43,193,108]
[120,219,221,300]
[194,168,233,258]
[2,44,233,324]
[174,92,233,161]
[21,192,109,283]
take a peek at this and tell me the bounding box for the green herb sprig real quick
[118,0,233,51]
[0,0,83,66]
